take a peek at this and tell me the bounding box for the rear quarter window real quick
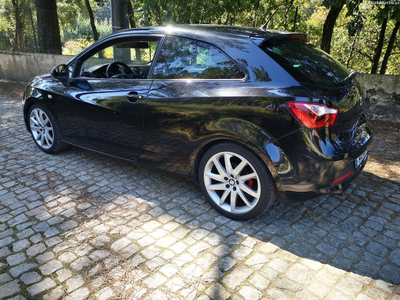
[261,39,350,88]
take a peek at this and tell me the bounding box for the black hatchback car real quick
[23,25,373,220]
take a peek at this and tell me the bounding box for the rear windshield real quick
[261,38,350,88]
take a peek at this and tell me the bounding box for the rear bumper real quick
[275,118,373,202]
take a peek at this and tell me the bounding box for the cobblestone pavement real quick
[1,85,400,299]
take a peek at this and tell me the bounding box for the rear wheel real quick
[28,104,69,154]
[198,143,276,220]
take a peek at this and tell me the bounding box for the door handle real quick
[126,91,142,103]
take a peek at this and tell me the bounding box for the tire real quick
[28,104,69,154]
[198,143,276,220]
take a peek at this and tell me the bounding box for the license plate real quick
[355,150,368,169]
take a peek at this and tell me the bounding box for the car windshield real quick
[261,38,350,88]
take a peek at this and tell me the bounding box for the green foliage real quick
[0,0,398,74]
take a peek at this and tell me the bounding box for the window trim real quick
[149,35,248,81]
[72,35,164,80]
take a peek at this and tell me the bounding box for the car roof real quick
[113,24,296,45]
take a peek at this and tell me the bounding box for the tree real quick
[379,6,400,74]
[371,6,389,74]
[320,0,345,53]
[11,0,31,52]
[35,0,62,54]
[84,0,99,41]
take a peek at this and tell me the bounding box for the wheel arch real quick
[191,136,286,198]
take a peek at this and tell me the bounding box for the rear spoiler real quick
[250,33,309,47]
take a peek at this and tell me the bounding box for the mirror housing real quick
[50,64,91,91]
[51,64,69,81]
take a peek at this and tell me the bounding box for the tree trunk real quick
[379,20,400,74]
[84,0,99,41]
[346,32,358,68]
[127,0,136,28]
[16,16,26,52]
[371,17,388,74]
[35,0,62,54]
[12,0,26,52]
[320,3,345,54]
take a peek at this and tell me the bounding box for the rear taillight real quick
[286,102,338,129]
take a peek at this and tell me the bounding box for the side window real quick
[79,39,159,79]
[153,37,245,80]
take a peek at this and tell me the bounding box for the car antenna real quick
[261,6,281,30]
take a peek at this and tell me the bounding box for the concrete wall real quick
[357,73,400,122]
[0,51,399,122]
[0,51,74,83]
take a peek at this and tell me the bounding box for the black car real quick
[22,25,373,220]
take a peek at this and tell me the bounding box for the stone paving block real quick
[110,237,132,252]
[43,286,64,300]
[30,234,43,244]
[64,287,89,300]
[70,257,91,271]
[0,236,15,248]
[0,228,13,239]
[40,260,63,275]
[308,281,331,298]
[205,282,230,300]
[221,267,253,290]
[36,252,54,264]
[143,273,167,288]
[336,277,364,296]
[389,249,400,267]
[9,263,37,278]
[20,272,41,285]
[8,214,29,227]
[7,295,27,300]
[90,250,111,261]
[7,253,26,267]
[286,263,312,284]
[183,263,204,279]
[188,241,211,256]
[16,228,35,240]
[245,253,268,269]
[45,236,62,247]
[268,258,290,273]
[74,244,93,256]
[59,252,78,263]
[0,246,11,257]
[27,278,56,297]
[239,286,263,300]
[66,275,85,293]
[90,235,111,248]
[96,287,114,300]
[0,280,20,299]
[56,268,73,283]
[258,242,279,254]
[26,243,46,257]
[0,273,12,284]
[12,239,30,252]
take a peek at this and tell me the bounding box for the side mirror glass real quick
[51,64,69,81]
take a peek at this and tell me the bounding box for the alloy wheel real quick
[29,108,54,150]
[203,151,261,214]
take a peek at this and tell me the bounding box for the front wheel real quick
[198,143,276,220]
[28,104,69,154]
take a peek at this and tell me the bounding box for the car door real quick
[51,36,161,160]
[141,36,248,174]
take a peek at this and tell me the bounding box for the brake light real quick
[286,102,338,129]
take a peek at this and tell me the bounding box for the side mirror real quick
[51,64,69,81]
